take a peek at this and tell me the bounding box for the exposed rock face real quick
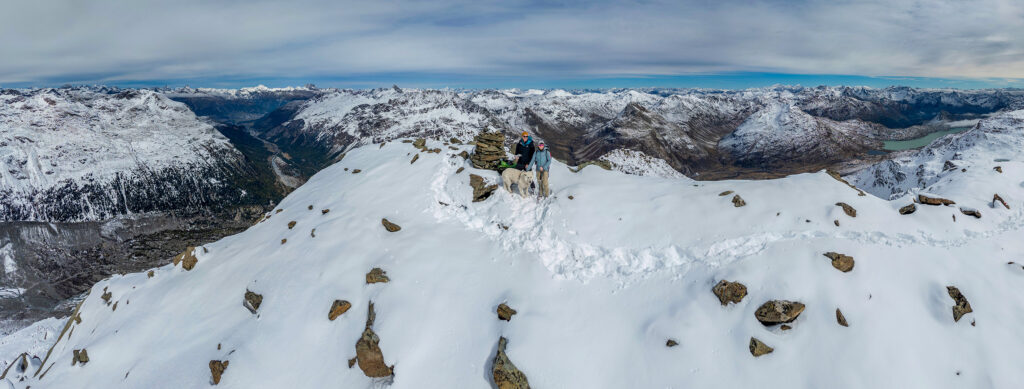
[826,170,867,196]
[381,218,401,232]
[918,194,955,206]
[209,360,229,385]
[754,300,806,325]
[72,349,89,365]
[355,302,393,377]
[960,208,982,219]
[899,203,917,215]
[947,286,973,322]
[492,337,530,389]
[836,308,849,327]
[244,290,263,314]
[497,303,517,321]
[172,247,198,270]
[749,337,773,357]
[470,174,498,202]
[471,132,507,170]
[712,280,748,306]
[993,194,1010,209]
[732,195,746,207]
[366,268,390,284]
[823,252,855,272]
[329,300,352,321]
[835,202,857,217]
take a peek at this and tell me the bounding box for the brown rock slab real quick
[381,218,401,232]
[172,246,198,270]
[960,208,982,219]
[456,167,465,174]
[718,190,734,196]
[947,286,973,322]
[492,337,530,389]
[410,154,419,164]
[209,360,229,385]
[836,308,849,327]
[366,268,390,284]
[919,194,955,206]
[288,221,296,229]
[354,302,393,377]
[899,203,917,215]
[712,280,748,306]
[497,303,517,321]
[993,194,1010,209]
[470,174,498,202]
[754,300,806,326]
[835,202,857,217]
[352,169,361,174]
[329,300,352,321]
[732,194,746,207]
[72,349,89,365]
[823,252,855,272]
[749,337,773,357]
[244,290,263,314]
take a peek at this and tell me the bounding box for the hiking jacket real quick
[529,148,551,171]
[512,136,535,169]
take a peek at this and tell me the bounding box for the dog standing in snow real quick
[501,168,534,197]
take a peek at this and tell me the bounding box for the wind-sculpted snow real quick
[848,110,1024,199]
[0,88,254,221]
[7,139,1024,388]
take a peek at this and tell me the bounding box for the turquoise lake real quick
[882,127,971,151]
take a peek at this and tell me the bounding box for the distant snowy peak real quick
[0,88,253,221]
[167,85,321,99]
[847,109,1024,199]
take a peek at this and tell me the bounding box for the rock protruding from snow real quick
[497,303,517,322]
[209,360,228,385]
[899,203,917,215]
[835,202,857,217]
[381,218,402,232]
[712,280,748,306]
[836,308,849,327]
[172,247,198,271]
[492,337,530,389]
[960,208,982,219]
[471,132,507,170]
[354,302,393,378]
[823,252,855,273]
[754,300,806,326]
[732,195,747,207]
[328,300,351,321]
[993,194,1010,209]
[243,290,263,314]
[470,174,498,202]
[366,268,390,284]
[72,349,89,365]
[919,194,956,206]
[946,286,973,322]
[749,337,774,357]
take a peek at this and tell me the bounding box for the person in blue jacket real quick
[528,141,552,197]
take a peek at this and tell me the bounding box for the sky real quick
[2,0,1024,90]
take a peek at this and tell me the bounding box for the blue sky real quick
[2,0,1024,90]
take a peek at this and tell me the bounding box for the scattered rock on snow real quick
[959,208,982,219]
[836,308,849,327]
[732,194,746,207]
[354,302,394,377]
[147,270,154,278]
[899,203,917,215]
[456,167,465,174]
[834,219,840,226]
[322,209,330,214]
[946,286,973,322]
[244,290,263,314]
[281,238,287,245]
[288,221,297,229]
[366,268,390,284]
[749,337,774,357]
[712,280,748,306]
[497,303,517,321]
[413,138,427,151]
[994,166,1002,173]
[835,202,857,217]
[755,300,806,326]
[72,349,89,365]
[101,291,112,303]
[666,339,679,347]
[470,174,498,202]
[352,169,361,174]
[919,194,956,206]
[492,337,530,389]
[329,300,352,321]
[993,194,1010,209]
[172,246,198,270]
[823,252,855,272]
[410,154,419,164]
[381,218,401,232]
[718,190,734,196]
[568,195,574,200]
[209,360,229,385]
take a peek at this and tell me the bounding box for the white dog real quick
[501,168,534,197]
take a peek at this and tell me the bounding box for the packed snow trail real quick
[5,129,1024,388]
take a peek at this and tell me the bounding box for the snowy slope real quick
[848,110,1024,199]
[0,88,254,221]
[7,131,1024,388]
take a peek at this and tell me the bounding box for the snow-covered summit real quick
[8,131,1023,387]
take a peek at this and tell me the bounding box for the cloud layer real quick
[3,0,1023,86]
